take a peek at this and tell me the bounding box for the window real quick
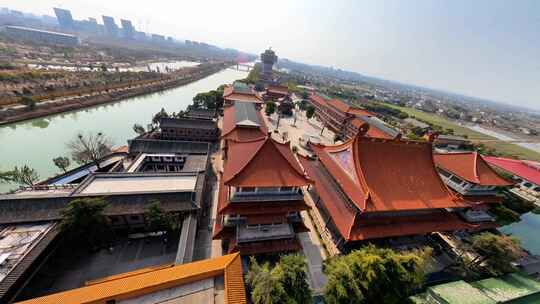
[534,187,540,192]
[257,187,280,193]
[524,182,533,188]
[450,176,463,184]
[281,186,294,192]
[439,170,451,178]
[130,215,140,221]
[239,187,256,193]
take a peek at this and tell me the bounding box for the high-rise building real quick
[260,48,277,83]
[53,7,74,29]
[120,19,135,39]
[102,15,119,37]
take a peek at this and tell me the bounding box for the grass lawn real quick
[385,104,540,161]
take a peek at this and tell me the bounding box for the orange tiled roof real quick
[223,137,311,187]
[310,134,467,213]
[349,118,396,139]
[221,105,267,142]
[16,253,246,304]
[223,85,263,103]
[434,152,513,186]
[266,85,290,95]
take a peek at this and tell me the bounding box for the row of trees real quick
[1,132,113,187]
[246,232,523,304]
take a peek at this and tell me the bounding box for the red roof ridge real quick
[223,137,268,183]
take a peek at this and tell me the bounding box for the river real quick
[0,67,247,193]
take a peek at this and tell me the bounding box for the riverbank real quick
[0,62,229,126]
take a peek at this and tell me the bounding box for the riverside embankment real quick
[0,62,229,125]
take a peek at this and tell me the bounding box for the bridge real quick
[228,63,253,72]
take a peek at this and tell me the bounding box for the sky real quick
[5,0,540,110]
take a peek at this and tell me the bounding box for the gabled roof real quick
[223,83,263,104]
[484,156,540,186]
[311,94,374,116]
[223,137,311,187]
[434,152,513,186]
[221,103,267,142]
[266,85,290,95]
[349,117,400,139]
[310,134,466,213]
[16,253,246,304]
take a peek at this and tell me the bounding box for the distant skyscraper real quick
[260,48,277,83]
[102,15,119,37]
[53,7,74,29]
[120,19,135,39]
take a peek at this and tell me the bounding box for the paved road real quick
[299,210,328,295]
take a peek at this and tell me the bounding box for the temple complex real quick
[299,131,486,251]
[222,82,263,108]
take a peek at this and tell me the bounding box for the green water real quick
[0,68,247,192]
[500,212,540,255]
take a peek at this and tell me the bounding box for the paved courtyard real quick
[17,235,177,301]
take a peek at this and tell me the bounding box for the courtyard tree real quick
[59,197,111,248]
[306,106,315,120]
[132,123,146,135]
[246,254,312,304]
[52,156,71,173]
[67,132,112,169]
[265,101,276,116]
[470,232,523,275]
[323,245,432,304]
[144,201,177,232]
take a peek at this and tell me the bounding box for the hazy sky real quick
[5,0,540,109]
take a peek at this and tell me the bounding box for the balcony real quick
[237,223,295,243]
[230,189,304,203]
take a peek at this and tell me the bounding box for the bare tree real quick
[1,165,39,187]
[67,132,112,169]
[133,123,146,135]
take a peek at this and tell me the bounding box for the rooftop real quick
[5,25,78,38]
[434,152,513,186]
[16,253,246,304]
[221,103,268,142]
[159,117,216,130]
[128,138,210,155]
[484,156,540,186]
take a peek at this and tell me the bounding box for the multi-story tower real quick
[102,15,119,37]
[260,48,277,83]
[53,8,75,30]
[120,19,135,39]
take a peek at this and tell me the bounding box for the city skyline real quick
[3,0,539,110]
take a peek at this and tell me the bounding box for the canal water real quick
[0,67,247,193]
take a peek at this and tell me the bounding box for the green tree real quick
[0,165,39,187]
[265,101,276,116]
[53,156,71,173]
[133,123,146,135]
[144,201,176,232]
[152,108,169,126]
[324,245,431,304]
[19,96,36,110]
[274,254,312,304]
[59,197,110,248]
[470,232,523,275]
[246,257,288,304]
[67,132,112,169]
[306,106,315,119]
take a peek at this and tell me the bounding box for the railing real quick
[230,191,304,202]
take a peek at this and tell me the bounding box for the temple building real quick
[221,101,268,142]
[309,94,399,140]
[159,117,219,142]
[214,135,312,255]
[260,48,277,83]
[264,84,290,101]
[299,131,484,251]
[434,152,513,207]
[483,156,540,203]
[223,82,263,108]
[16,253,246,304]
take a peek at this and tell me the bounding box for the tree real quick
[53,156,70,173]
[152,108,169,126]
[324,245,431,304]
[274,254,312,304]
[0,165,39,187]
[246,257,288,304]
[144,201,176,232]
[246,254,312,304]
[19,96,36,110]
[301,90,309,100]
[59,197,110,249]
[306,106,315,119]
[133,123,146,135]
[67,132,112,169]
[265,101,276,116]
[470,232,523,275]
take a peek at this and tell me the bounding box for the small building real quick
[159,117,219,142]
[431,134,471,150]
[3,26,80,46]
[265,85,290,100]
[299,133,480,252]
[214,136,312,255]
[221,102,268,142]
[184,108,217,120]
[223,82,263,108]
[410,273,540,304]
[484,156,540,202]
[15,253,246,304]
[434,152,513,207]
